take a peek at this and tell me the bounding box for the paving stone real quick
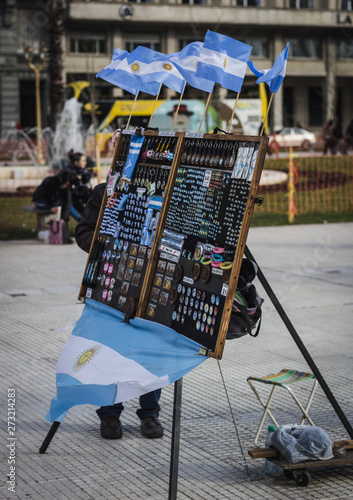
[1,223,352,499]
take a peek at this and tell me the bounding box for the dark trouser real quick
[96,389,161,421]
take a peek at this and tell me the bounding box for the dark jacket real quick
[32,172,70,208]
[75,182,106,253]
[64,163,92,189]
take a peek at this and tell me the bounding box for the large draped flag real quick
[247,43,289,93]
[96,50,160,96]
[126,46,186,94]
[196,30,252,92]
[46,299,207,422]
[170,42,215,93]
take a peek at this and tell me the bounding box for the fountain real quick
[49,97,85,170]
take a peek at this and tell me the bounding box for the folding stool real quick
[247,369,318,446]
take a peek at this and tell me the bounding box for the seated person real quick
[32,171,71,221]
[64,151,92,220]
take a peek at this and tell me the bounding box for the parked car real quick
[268,127,317,152]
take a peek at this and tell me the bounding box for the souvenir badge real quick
[181,141,189,163]
[229,145,237,168]
[199,141,206,166]
[187,140,194,164]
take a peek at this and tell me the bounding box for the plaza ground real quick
[1,222,352,499]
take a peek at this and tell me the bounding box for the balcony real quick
[69,0,347,27]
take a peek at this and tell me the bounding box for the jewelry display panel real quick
[142,134,266,355]
[80,130,178,315]
[79,130,268,358]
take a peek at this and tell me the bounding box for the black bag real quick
[226,258,263,339]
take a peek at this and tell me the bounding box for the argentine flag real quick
[127,46,186,94]
[196,30,252,93]
[46,300,207,422]
[247,43,289,93]
[170,42,215,94]
[96,50,160,96]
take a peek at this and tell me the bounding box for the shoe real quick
[140,417,164,439]
[100,416,122,439]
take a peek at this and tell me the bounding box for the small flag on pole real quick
[127,46,186,94]
[96,52,161,96]
[196,30,252,92]
[170,42,215,93]
[46,300,207,423]
[247,43,289,93]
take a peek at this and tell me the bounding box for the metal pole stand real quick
[39,421,61,454]
[169,378,183,500]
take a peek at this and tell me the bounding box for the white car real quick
[269,127,317,151]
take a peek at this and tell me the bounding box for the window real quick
[181,0,205,4]
[125,35,161,52]
[337,39,353,59]
[241,38,269,57]
[286,39,321,59]
[341,0,352,10]
[309,87,323,127]
[70,35,106,55]
[236,0,259,6]
[289,0,313,8]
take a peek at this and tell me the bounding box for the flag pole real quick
[171,82,186,132]
[227,92,240,133]
[198,92,212,133]
[260,92,274,136]
[147,85,162,128]
[126,92,139,130]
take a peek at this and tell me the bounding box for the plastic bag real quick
[272,424,333,464]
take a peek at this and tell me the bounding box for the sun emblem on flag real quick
[131,63,140,72]
[224,57,227,68]
[163,63,172,71]
[74,345,101,372]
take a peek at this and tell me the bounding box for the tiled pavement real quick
[1,223,353,499]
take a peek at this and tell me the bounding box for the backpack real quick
[226,258,263,340]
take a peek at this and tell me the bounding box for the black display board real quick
[79,130,268,359]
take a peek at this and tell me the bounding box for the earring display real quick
[79,130,268,359]
[143,136,264,352]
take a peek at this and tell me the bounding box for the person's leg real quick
[137,390,163,439]
[97,404,124,439]
[136,389,161,419]
[69,204,81,222]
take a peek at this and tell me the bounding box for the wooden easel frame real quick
[78,131,268,360]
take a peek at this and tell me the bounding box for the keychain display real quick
[82,131,174,313]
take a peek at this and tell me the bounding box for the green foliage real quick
[0,196,76,240]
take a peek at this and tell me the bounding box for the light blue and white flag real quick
[170,42,214,93]
[247,43,289,93]
[96,52,160,96]
[112,48,128,61]
[196,30,252,93]
[95,48,129,82]
[122,134,145,182]
[127,46,186,94]
[46,299,207,422]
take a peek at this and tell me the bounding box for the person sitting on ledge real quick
[32,170,71,222]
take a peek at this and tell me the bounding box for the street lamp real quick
[24,44,48,165]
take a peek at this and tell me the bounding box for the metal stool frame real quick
[247,369,318,446]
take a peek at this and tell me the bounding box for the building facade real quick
[1,0,353,135]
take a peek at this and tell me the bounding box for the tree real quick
[47,0,67,128]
